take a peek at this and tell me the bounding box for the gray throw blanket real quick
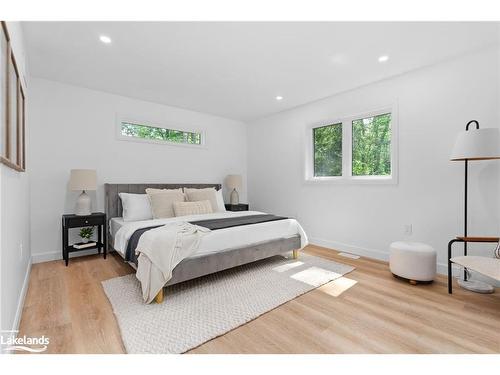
[190,214,288,230]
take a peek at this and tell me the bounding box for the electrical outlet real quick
[404,224,413,236]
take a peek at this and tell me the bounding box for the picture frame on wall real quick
[0,22,7,159]
[8,50,18,164]
[19,84,25,169]
[0,20,26,172]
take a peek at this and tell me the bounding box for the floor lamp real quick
[450,120,500,293]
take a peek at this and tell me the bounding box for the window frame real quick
[305,105,398,185]
[0,21,26,172]
[115,115,207,149]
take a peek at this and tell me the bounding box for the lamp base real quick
[457,278,494,294]
[75,190,92,216]
[230,188,239,205]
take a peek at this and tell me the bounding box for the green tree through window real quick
[352,113,391,176]
[121,122,202,145]
[313,123,342,176]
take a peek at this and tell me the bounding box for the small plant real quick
[79,227,94,242]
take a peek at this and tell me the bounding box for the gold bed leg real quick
[292,249,299,259]
[154,288,164,304]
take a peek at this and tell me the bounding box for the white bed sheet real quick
[109,217,126,239]
[113,211,308,258]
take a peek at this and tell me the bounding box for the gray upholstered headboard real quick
[104,183,222,221]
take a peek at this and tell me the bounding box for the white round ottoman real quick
[389,241,436,284]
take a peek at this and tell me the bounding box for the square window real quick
[352,113,391,177]
[313,123,342,177]
[306,108,395,183]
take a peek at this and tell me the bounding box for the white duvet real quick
[114,211,308,257]
[113,211,308,303]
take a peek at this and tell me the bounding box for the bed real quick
[105,183,307,303]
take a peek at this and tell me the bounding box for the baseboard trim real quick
[309,237,389,261]
[5,259,33,354]
[32,248,99,264]
[308,237,460,277]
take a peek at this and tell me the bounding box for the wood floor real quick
[17,245,500,354]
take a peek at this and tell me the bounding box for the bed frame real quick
[104,183,301,303]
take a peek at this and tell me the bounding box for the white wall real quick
[0,21,31,333]
[29,78,247,262]
[247,47,500,276]
[16,31,500,305]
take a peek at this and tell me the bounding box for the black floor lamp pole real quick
[462,119,479,281]
[464,159,468,281]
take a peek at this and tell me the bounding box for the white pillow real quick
[215,189,226,212]
[119,193,153,222]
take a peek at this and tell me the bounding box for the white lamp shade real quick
[450,128,500,161]
[69,169,97,191]
[225,174,242,190]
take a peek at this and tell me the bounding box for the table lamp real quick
[69,169,97,216]
[225,175,242,205]
[450,120,500,293]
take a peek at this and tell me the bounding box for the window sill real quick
[304,176,397,185]
[116,134,208,150]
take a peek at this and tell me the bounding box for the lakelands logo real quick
[0,330,49,353]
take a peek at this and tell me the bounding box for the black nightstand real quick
[62,212,107,266]
[225,203,249,212]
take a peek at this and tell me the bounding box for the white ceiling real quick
[23,22,499,121]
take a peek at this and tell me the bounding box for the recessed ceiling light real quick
[99,35,112,44]
[275,96,283,101]
[378,55,389,63]
[330,54,347,65]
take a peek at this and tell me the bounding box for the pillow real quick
[173,200,213,217]
[145,187,183,195]
[147,190,185,219]
[216,189,226,212]
[184,187,225,212]
[119,193,153,222]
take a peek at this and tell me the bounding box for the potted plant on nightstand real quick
[73,227,97,249]
[74,227,96,250]
[79,227,94,243]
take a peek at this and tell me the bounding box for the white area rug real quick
[102,253,354,353]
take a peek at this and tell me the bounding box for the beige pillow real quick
[145,188,182,195]
[184,188,219,212]
[173,200,213,217]
[147,190,185,219]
